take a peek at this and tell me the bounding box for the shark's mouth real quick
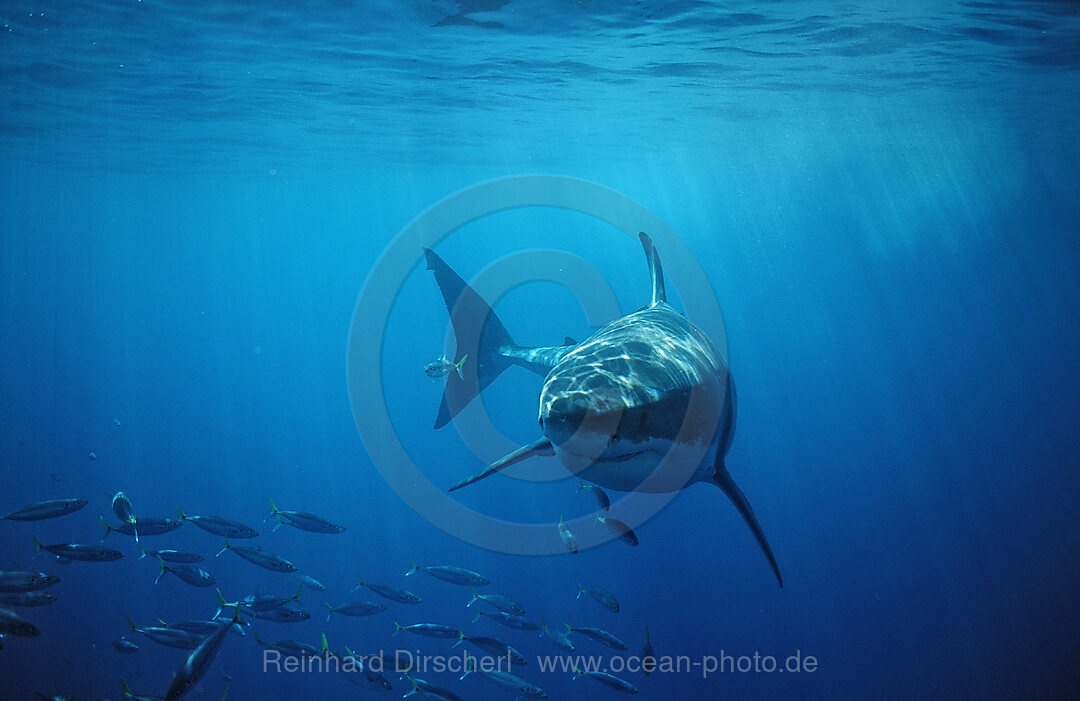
[557,444,664,464]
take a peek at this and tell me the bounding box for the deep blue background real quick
[2,2,1079,699]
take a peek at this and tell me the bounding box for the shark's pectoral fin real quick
[448,437,554,492]
[711,461,783,588]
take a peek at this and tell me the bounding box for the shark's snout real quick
[539,386,628,462]
[539,394,587,448]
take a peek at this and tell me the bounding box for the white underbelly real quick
[554,436,714,494]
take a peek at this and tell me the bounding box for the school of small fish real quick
[1,487,658,699]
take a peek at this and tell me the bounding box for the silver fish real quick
[112,637,139,653]
[577,481,610,511]
[33,537,123,562]
[557,513,578,554]
[0,607,40,637]
[538,613,574,651]
[0,591,57,607]
[392,621,461,639]
[424,354,468,380]
[217,536,297,573]
[596,515,639,546]
[126,616,204,650]
[319,635,393,692]
[165,609,241,700]
[577,583,619,613]
[101,516,180,539]
[176,508,258,538]
[473,608,539,631]
[353,577,422,604]
[403,673,466,701]
[140,547,203,564]
[267,499,346,534]
[154,555,215,587]
[405,561,489,587]
[564,623,627,650]
[454,633,527,666]
[254,603,309,623]
[341,646,394,692]
[572,666,640,694]
[101,515,182,539]
[215,585,303,617]
[294,573,326,591]
[0,570,59,593]
[252,631,319,658]
[160,619,245,638]
[641,625,656,676]
[466,588,524,615]
[325,600,386,620]
[459,660,546,698]
[111,491,138,541]
[1,498,87,521]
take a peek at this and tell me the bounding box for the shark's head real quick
[538,382,628,457]
[538,308,731,493]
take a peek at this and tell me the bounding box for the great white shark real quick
[424,232,782,587]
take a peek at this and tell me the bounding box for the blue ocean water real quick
[2,1,1079,699]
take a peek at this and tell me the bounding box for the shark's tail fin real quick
[423,247,516,429]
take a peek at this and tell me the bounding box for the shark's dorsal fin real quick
[638,232,666,307]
